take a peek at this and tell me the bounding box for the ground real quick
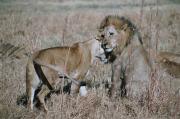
[0,0,180,119]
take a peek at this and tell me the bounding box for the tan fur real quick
[26,39,106,112]
[98,15,180,99]
[157,52,180,64]
[156,52,180,78]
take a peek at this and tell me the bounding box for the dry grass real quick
[0,0,180,119]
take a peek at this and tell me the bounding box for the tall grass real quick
[0,0,179,119]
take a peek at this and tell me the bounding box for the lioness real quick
[26,38,107,112]
[97,15,180,99]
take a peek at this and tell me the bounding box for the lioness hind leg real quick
[26,59,40,111]
[37,85,49,112]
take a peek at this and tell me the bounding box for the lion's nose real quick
[109,32,114,36]
[101,34,105,38]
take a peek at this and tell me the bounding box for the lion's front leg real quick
[109,63,122,98]
[109,55,127,99]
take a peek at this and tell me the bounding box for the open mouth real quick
[101,43,115,53]
[100,46,117,63]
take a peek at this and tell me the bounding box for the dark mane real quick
[99,15,143,45]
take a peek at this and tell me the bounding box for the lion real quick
[97,15,180,99]
[26,38,107,112]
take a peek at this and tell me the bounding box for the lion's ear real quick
[99,17,108,31]
[122,24,128,31]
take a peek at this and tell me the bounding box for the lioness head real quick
[91,38,108,64]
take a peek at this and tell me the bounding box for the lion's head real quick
[97,15,143,59]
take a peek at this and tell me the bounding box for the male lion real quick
[97,15,180,99]
[26,38,107,112]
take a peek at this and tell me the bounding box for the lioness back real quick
[33,44,82,74]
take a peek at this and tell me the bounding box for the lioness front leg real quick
[70,83,79,96]
[27,87,35,111]
[69,72,83,96]
[37,85,50,112]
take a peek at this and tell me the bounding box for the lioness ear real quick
[95,34,102,41]
[95,37,100,41]
[97,26,103,32]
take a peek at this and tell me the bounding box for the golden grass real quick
[0,0,180,119]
